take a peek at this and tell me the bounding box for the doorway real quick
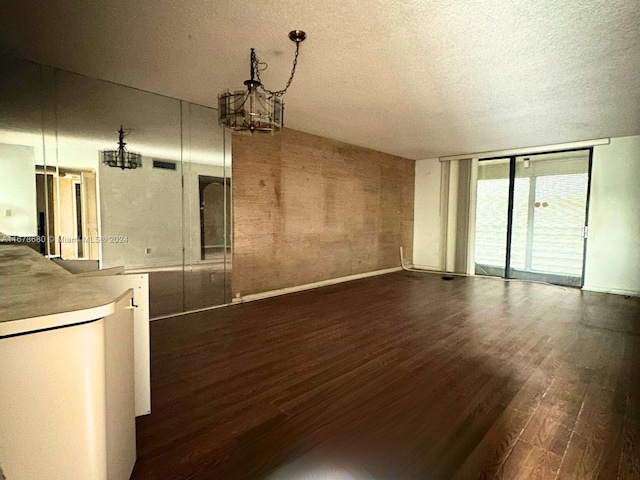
[198,175,231,261]
[34,167,99,259]
[473,149,591,287]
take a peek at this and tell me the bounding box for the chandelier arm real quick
[253,40,301,97]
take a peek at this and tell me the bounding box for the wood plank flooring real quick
[130,271,640,479]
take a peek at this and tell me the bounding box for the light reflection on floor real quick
[267,467,365,480]
[263,453,379,480]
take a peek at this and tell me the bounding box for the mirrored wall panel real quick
[0,58,232,318]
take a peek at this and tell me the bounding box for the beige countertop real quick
[0,245,116,337]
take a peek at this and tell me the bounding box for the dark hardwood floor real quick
[131,271,640,479]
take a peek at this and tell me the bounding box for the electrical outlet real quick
[145,247,151,254]
[4,209,11,217]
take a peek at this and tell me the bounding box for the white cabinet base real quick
[0,292,136,480]
[0,320,108,479]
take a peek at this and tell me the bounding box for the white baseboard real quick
[411,264,443,272]
[582,286,640,297]
[151,302,229,321]
[117,262,184,273]
[233,267,403,303]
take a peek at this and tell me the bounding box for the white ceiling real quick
[1,0,638,160]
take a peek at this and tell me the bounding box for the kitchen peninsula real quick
[0,245,137,480]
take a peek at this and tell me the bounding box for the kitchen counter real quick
[0,245,116,337]
[0,245,137,479]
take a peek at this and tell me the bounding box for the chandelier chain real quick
[253,41,301,97]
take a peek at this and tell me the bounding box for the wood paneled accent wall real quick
[232,129,415,297]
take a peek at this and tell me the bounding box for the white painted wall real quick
[583,135,640,295]
[0,143,37,236]
[99,157,184,269]
[412,158,442,270]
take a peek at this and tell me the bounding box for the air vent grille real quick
[153,160,177,171]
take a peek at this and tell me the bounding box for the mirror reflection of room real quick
[0,58,232,318]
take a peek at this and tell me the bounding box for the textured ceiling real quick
[0,0,638,160]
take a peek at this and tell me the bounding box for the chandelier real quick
[218,30,306,133]
[103,126,142,170]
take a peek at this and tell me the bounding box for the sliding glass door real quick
[474,150,591,287]
[474,158,510,277]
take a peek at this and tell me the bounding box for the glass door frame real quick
[476,147,594,287]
